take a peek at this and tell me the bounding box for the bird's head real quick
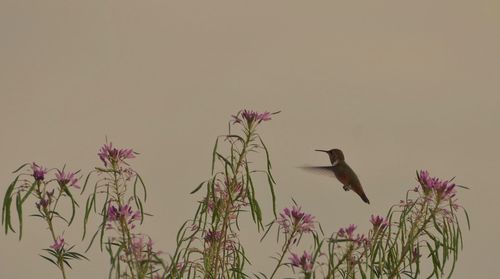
[315,148,345,165]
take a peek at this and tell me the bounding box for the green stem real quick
[269,230,296,279]
[43,206,67,279]
[112,168,137,279]
[388,201,438,278]
[211,129,253,279]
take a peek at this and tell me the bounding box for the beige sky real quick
[1,1,499,278]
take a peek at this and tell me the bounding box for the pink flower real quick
[277,205,315,234]
[370,215,389,230]
[204,229,222,243]
[128,235,158,261]
[55,169,80,189]
[31,163,47,181]
[107,203,141,228]
[289,251,314,273]
[98,142,136,167]
[231,109,272,125]
[418,170,457,200]
[338,224,357,239]
[36,198,49,210]
[50,236,65,250]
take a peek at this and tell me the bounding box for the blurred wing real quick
[299,166,336,178]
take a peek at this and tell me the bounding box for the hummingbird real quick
[303,149,370,204]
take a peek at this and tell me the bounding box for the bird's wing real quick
[299,166,336,178]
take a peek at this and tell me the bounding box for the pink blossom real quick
[50,236,65,250]
[370,215,389,230]
[289,251,314,273]
[277,205,315,234]
[31,163,47,181]
[231,109,272,125]
[98,142,136,167]
[107,203,141,228]
[55,169,80,189]
[204,229,222,243]
[418,170,457,200]
[338,224,357,239]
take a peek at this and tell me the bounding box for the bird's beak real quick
[315,149,329,153]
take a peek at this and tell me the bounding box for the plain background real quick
[1,1,499,278]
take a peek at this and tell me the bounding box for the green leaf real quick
[21,181,37,204]
[39,254,58,267]
[2,176,18,227]
[190,181,205,195]
[12,163,29,174]
[15,193,23,240]
[135,173,147,201]
[80,171,93,194]
[58,183,79,226]
[211,137,219,175]
[82,194,95,240]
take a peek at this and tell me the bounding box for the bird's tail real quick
[352,186,370,204]
[359,192,370,204]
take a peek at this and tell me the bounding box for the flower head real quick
[50,236,65,250]
[418,170,457,200]
[98,142,136,167]
[277,205,315,234]
[204,229,222,243]
[338,224,357,239]
[55,169,80,189]
[36,198,49,210]
[370,215,389,230]
[31,163,47,181]
[129,235,158,261]
[107,203,141,229]
[231,109,272,125]
[289,251,314,273]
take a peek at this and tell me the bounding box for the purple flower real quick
[354,233,369,246]
[411,247,421,263]
[31,163,47,181]
[370,215,389,230]
[107,205,120,222]
[289,251,314,273]
[131,235,148,260]
[277,205,315,234]
[204,229,222,243]
[338,224,369,246]
[36,198,49,210]
[338,224,357,239]
[107,203,141,229]
[98,142,136,167]
[231,109,272,125]
[50,236,65,250]
[418,170,457,200]
[55,169,80,189]
[128,234,159,261]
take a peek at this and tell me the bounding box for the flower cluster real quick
[370,215,389,230]
[418,170,456,200]
[277,205,315,234]
[55,169,80,189]
[231,109,272,125]
[98,142,136,167]
[204,229,222,243]
[338,224,369,246]
[130,234,155,261]
[289,251,314,273]
[50,236,66,251]
[107,203,141,230]
[205,178,248,219]
[32,163,47,181]
[29,164,80,213]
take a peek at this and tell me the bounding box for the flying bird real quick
[302,148,370,204]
